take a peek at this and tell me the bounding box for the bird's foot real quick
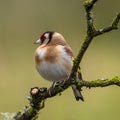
[47,82,55,96]
[48,81,63,96]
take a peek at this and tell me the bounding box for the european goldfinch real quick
[34,31,84,101]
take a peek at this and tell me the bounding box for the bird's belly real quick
[36,61,72,82]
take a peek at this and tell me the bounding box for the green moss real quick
[82,76,120,88]
[27,107,36,117]
[73,58,79,67]
[83,0,98,12]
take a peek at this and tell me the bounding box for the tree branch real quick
[13,76,120,120]
[6,0,119,120]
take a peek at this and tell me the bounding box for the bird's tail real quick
[72,85,84,101]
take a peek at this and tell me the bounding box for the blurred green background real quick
[0,0,120,120]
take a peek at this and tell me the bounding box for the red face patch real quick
[40,33,46,44]
[40,34,45,39]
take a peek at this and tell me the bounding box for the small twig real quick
[84,0,98,12]
[76,76,120,88]
[94,13,120,36]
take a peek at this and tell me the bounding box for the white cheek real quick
[44,33,49,39]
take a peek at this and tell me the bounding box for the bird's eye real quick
[40,34,46,44]
[41,34,45,39]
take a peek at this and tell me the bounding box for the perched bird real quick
[34,31,84,101]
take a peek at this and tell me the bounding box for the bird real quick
[34,31,84,101]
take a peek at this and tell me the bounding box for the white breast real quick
[35,45,73,82]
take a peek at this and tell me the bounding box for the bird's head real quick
[34,31,67,46]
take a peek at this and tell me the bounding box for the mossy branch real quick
[11,0,120,120]
[13,76,120,120]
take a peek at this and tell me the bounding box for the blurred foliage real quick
[0,0,120,120]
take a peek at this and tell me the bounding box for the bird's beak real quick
[34,39,41,44]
